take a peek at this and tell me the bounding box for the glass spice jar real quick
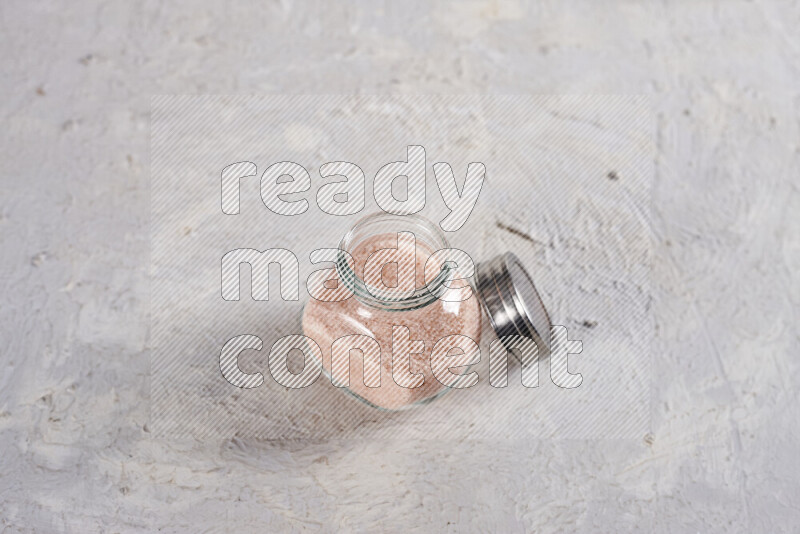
[302,212,550,410]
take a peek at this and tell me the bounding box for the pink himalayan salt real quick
[302,233,482,410]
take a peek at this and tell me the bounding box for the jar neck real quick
[336,213,453,312]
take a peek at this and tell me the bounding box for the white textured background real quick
[1,1,799,532]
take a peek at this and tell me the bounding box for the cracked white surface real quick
[1,0,799,532]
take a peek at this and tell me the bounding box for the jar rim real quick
[336,212,454,311]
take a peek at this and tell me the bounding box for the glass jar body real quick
[301,213,482,410]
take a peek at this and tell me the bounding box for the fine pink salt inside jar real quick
[302,213,482,410]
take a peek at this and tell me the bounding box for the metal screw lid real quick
[475,252,552,356]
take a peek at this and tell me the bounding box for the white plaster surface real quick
[1,0,799,532]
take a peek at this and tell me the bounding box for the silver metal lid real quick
[475,252,551,356]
